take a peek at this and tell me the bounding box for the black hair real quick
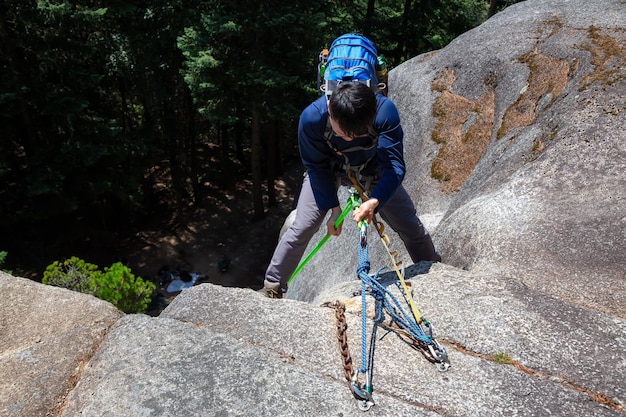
[328,82,377,138]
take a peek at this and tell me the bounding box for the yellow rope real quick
[347,170,424,324]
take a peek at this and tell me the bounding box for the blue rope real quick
[351,217,448,406]
[357,235,369,374]
[356,228,432,348]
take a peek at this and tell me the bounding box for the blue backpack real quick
[319,33,388,97]
[317,34,389,180]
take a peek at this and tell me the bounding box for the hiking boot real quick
[262,279,284,299]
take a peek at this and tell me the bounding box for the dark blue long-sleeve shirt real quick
[298,93,405,211]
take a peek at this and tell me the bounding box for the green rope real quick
[287,191,359,285]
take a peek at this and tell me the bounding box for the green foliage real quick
[178,0,324,122]
[42,256,100,294]
[177,0,328,217]
[42,257,155,314]
[0,251,11,274]
[493,352,513,364]
[0,0,146,234]
[351,0,489,66]
[1,0,509,269]
[94,262,156,314]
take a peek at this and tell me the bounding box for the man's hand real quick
[326,206,343,236]
[353,198,379,224]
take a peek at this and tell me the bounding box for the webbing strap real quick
[287,192,359,286]
[323,118,378,176]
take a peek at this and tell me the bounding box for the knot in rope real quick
[344,207,451,410]
[356,226,432,344]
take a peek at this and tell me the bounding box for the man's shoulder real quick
[376,93,398,110]
[375,93,401,125]
[299,95,329,141]
[302,95,327,115]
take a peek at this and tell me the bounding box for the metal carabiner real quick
[358,398,375,412]
[359,220,368,248]
[428,339,451,372]
[351,370,374,411]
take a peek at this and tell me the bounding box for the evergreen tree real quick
[0,0,504,275]
[0,1,143,237]
[178,0,326,218]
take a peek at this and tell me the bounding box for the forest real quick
[1,0,518,278]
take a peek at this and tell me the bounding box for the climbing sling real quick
[287,192,360,286]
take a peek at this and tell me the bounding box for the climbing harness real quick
[323,174,450,411]
[323,117,379,179]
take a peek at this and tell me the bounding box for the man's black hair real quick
[328,82,377,138]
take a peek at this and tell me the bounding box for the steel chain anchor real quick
[322,301,354,383]
[323,300,376,411]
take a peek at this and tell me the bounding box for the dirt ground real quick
[116,161,304,315]
[4,150,304,316]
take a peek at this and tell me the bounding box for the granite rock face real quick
[288,0,626,321]
[1,1,625,416]
[62,280,625,417]
[0,272,122,417]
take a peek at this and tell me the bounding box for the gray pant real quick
[265,173,440,291]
